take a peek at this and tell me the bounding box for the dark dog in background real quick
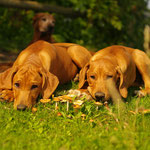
[0,13,55,73]
[0,41,92,110]
[30,13,55,44]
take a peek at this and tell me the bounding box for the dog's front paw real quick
[0,90,14,102]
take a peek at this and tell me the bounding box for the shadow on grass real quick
[54,80,78,96]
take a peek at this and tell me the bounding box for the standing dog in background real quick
[0,13,55,73]
[30,13,55,44]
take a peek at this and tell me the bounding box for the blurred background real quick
[0,0,149,54]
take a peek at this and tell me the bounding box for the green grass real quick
[0,82,150,150]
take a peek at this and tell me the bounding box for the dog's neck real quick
[30,31,54,45]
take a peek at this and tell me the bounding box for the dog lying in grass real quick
[0,40,92,110]
[78,45,150,101]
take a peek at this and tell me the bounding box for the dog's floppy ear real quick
[33,14,38,26]
[0,66,18,90]
[33,13,43,26]
[116,67,128,98]
[39,68,59,99]
[78,63,90,89]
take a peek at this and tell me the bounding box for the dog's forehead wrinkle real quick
[14,66,42,84]
[17,65,37,75]
[91,60,116,72]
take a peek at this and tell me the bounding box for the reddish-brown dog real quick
[30,13,55,44]
[79,45,150,101]
[0,41,91,110]
[0,13,55,73]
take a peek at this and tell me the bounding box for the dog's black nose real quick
[17,104,27,111]
[95,92,105,100]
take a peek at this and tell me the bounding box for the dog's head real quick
[0,65,59,110]
[79,58,127,101]
[33,13,55,33]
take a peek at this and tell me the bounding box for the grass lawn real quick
[0,81,150,150]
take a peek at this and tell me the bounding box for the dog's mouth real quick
[95,97,111,107]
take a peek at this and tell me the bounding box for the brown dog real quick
[0,40,92,110]
[30,13,55,44]
[0,13,55,73]
[78,45,150,101]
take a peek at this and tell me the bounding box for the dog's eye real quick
[90,75,95,79]
[31,85,38,90]
[107,75,113,79]
[14,83,20,88]
[42,18,46,21]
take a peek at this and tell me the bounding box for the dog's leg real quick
[0,89,14,102]
[132,49,150,96]
[67,45,92,69]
